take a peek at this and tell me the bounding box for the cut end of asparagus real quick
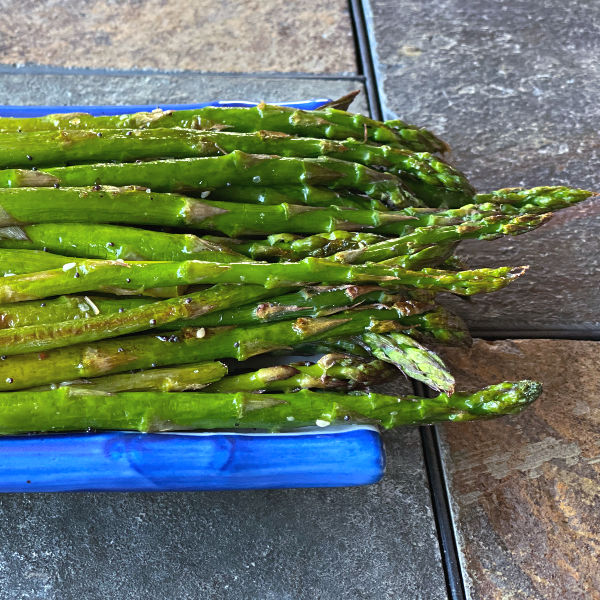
[316,90,361,111]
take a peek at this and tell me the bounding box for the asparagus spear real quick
[219,211,546,264]
[0,254,527,302]
[217,231,388,262]
[474,186,596,210]
[0,248,72,275]
[331,213,552,264]
[0,104,444,153]
[174,286,430,329]
[360,331,455,394]
[0,295,150,328]
[0,186,389,231]
[204,354,397,393]
[0,151,413,206]
[0,226,450,271]
[384,118,449,154]
[0,284,282,356]
[0,200,419,242]
[0,211,547,266]
[0,381,542,435]
[0,129,473,206]
[0,185,586,236]
[0,307,412,390]
[294,304,471,355]
[0,223,252,262]
[0,286,430,330]
[396,185,594,233]
[0,249,185,298]
[209,185,386,210]
[44,362,229,393]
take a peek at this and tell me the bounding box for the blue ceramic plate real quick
[0,99,385,492]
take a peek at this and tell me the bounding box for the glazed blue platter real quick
[0,99,386,492]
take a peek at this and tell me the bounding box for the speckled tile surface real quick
[436,339,600,600]
[0,71,366,109]
[0,0,357,74]
[0,76,446,600]
[364,0,600,332]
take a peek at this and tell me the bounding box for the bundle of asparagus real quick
[0,95,594,435]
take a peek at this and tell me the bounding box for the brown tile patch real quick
[437,339,600,599]
[0,0,357,74]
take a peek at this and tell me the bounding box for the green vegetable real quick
[205,354,397,393]
[0,381,542,434]
[0,253,527,302]
[0,103,446,152]
[0,151,412,206]
[0,223,251,262]
[0,307,421,390]
[0,284,280,355]
[361,331,455,393]
[209,185,385,210]
[45,362,229,393]
[0,129,474,207]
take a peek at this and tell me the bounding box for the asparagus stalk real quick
[0,381,542,435]
[384,118,449,154]
[0,284,282,356]
[293,304,471,355]
[0,307,413,390]
[224,211,544,264]
[474,186,596,210]
[331,213,552,264]
[0,212,546,266]
[0,286,430,330]
[0,185,586,236]
[0,225,450,270]
[0,223,252,262]
[205,354,397,393]
[205,209,553,263]
[360,331,455,394]
[0,151,413,206]
[0,103,445,153]
[0,254,527,302]
[0,129,473,206]
[0,248,72,275]
[397,186,594,233]
[44,362,229,393]
[0,186,389,231]
[403,306,472,346]
[0,295,150,328]
[209,185,386,210]
[0,249,186,299]
[217,231,388,262]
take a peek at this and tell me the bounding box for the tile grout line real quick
[0,63,365,82]
[414,383,468,600]
[348,0,382,120]
[348,0,467,597]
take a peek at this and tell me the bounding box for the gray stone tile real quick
[435,339,600,600]
[0,0,356,75]
[365,0,600,332]
[0,71,367,110]
[0,76,445,600]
